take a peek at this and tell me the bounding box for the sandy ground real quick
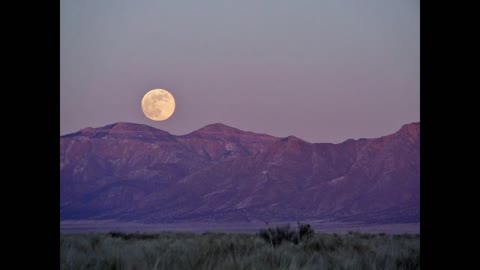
[60,220,419,234]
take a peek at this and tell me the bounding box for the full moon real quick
[141,89,176,121]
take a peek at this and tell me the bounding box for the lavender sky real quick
[61,0,419,143]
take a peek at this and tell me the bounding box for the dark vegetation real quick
[61,224,419,270]
[258,222,315,246]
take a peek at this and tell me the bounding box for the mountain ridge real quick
[60,122,419,224]
[62,121,420,144]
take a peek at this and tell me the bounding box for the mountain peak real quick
[62,122,171,139]
[395,122,420,137]
[192,123,243,134]
[399,122,419,130]
[281,135,310,144]
[101,122,166,133]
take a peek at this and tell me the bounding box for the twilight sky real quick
[61,0,419,143]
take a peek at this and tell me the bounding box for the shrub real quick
[258,223,314,247]
[258,224,296,247]
[297,222,314,241]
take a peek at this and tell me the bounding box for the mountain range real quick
[60,122,419,224]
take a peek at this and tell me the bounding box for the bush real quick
[297,222,314,241]
[258,224,296,247]
[258,222,315,247]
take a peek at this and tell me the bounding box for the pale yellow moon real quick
[141,89,176,121]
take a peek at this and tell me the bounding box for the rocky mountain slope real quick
[60,122,419,224]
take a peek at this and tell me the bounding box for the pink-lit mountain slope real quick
[60,122,419,224]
